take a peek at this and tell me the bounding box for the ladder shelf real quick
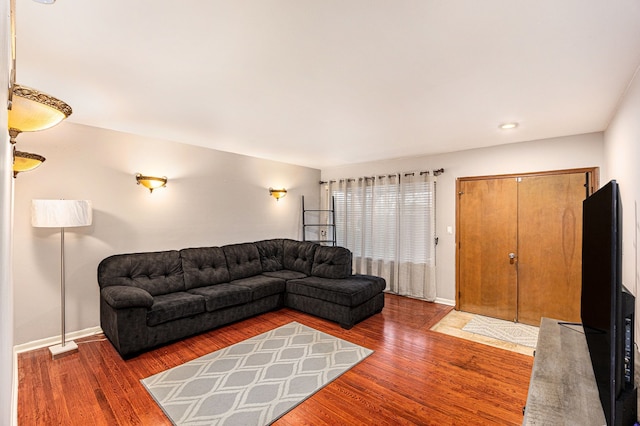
[301,195,336,246]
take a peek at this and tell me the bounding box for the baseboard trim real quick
[435,297,455,306]
[13,326,104,354]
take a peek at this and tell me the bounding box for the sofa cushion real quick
[187,283,252,311]
[262,270,308,280]
[286,274,386,307]
[146,292,206,327]
[231,275,286,300]
[97,250,185,296]
[180,247,231,290]
[283,240,318,275]
[311,246,352,279]
[223,243,263,281]
[255,239,285,272]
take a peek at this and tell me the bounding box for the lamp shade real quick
[32,200,92,228]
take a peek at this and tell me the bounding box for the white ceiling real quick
[13,0,640,169]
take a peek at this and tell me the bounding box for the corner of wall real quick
[1,0,16,420]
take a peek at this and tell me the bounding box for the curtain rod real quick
[320,169,444,185]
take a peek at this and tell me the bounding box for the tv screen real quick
[581,180,636,425]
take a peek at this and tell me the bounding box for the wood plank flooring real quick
[18,294,534,425]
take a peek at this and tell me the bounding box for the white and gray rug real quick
[462,315,539,348]
[141,322,373,426]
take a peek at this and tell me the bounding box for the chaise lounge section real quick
[98,239,385,358]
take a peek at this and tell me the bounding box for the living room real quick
[2,1,640,425]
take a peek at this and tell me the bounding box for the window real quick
[324,172,436,300]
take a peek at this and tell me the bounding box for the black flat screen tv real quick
[581,179,637,426]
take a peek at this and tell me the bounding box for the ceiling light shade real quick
[8,84,73,143]
[136,174,167,193]
[13,150,46,177]
[269,188,287,201]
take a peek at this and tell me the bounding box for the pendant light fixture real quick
[7,0,72,144]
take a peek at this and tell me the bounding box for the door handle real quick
[509,253,517,264]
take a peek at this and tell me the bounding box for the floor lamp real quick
[32,199,92,359]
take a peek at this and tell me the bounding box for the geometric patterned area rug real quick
[141,322,373,425]
[462,315,539,348]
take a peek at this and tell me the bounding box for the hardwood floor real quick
[18,294,534,425]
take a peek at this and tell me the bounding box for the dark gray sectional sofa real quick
[97,239,385,358]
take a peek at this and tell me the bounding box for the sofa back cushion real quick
[255,239,285,272]
[180,247,231,290]
[223,243,263,281]
[311,246,353,279]
[97,250,184,296]
[283,240,318,275]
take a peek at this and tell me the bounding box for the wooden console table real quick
[523,317,607,425]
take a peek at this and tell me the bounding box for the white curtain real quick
[323,171,436,301]
[398,172,437,300]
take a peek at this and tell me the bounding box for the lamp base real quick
[49,340,78,360]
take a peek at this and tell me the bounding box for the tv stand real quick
[523,317,638,425]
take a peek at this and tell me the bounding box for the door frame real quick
[455,167,599,311]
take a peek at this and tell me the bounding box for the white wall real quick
[604,68,640,338]
[322,132,604,304]
[12,122,320,346]
[1,0,14,424]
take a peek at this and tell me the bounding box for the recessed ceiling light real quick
[499,122,519,130]
[32,0,56,3]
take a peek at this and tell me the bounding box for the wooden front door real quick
[517,173,587,324]
[457,169,596,325]
[457,178,518,321]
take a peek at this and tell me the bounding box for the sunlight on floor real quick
[430,310,536,356]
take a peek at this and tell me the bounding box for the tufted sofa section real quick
[98,239,385,358]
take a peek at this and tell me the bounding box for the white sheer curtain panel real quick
[369,175,399,292]
[323,177,398,291]
[398,172,436,300]
[323,171,436,300]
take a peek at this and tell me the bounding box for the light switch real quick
[447,226,453,234]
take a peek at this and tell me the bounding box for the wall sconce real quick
[269,188,287,201]
[8,85,73,144]
[13,149,46,177]
[136,173,167,193]
[8,1,72,144]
